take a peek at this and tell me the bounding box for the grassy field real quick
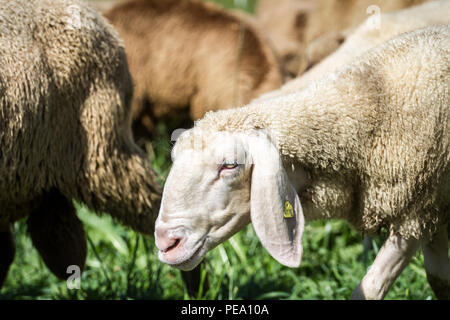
[0,204,437,300]
[0,0,442,300]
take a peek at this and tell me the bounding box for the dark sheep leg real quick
[27,190,87,280]
[423,225,450,300]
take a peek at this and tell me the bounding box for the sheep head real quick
[155,128,305,271]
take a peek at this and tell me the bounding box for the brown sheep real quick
[0,0,162,287]
[103,0,283,143]
[256,0,433,77]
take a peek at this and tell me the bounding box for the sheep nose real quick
[155,227,183,253]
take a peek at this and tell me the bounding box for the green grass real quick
[0,0,441,300]
[0,206,437,300]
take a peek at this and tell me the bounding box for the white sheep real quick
[259,0,450,100]
[154,25,450,300]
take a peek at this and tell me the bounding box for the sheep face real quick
[155,129,305,271]
[155,131,252,271]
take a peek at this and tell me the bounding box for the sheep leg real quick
[131,98,156,146]
[422,225,450,300]
[361,236,373,265]
[27,190,87,280]
[0,225,15,288]
[350,232,420,300]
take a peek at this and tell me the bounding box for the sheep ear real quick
[248,135,304,268]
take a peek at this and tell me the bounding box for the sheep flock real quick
[0,0,449,300]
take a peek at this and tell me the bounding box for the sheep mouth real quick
[164,238,206,271]
[160,238,181,253]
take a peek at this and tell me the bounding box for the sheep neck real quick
[249,90,370,175]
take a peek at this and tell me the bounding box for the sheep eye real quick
[221,162,238,170]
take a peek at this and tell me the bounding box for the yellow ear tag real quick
[284,201,294,218]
